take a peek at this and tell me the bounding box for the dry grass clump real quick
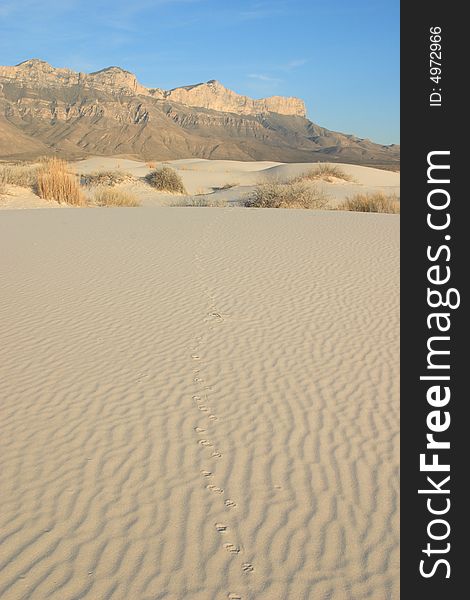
[37,158,85,205]
[81,170,133,187]
[0,167,8,194]
[170,196,228,207]
[0,163,39,188]
[244,181,329,209]
[295,164,354,183]
[338,192,400,214]
[93,187,140,207]
[213,182,238,191]
[146,167,187,194]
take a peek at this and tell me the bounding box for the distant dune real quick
[0,157,400,210]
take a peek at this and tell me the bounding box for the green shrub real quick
[81,170,134,187]
[146,167,186,194]
[244,181,329,209]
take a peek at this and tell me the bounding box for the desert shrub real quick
[93,187,140,207]
[81,170,133,187]
[295,164,354,183]
[146,166,187,194]
[244,181,329,209]
[0,163,39,188]
[338,192,400,214]
[37,158,85,205]
[170,195,228,207]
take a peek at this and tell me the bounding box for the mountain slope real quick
[0,59,399,164]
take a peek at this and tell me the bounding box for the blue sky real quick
[0,0,399,144]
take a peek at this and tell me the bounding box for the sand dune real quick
[0,158,399,209]
[75,158,399,208]
[0,207,399,599]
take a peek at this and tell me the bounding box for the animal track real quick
[207,311,224,322]
[224,543,240,554]
[198,439,213,447]
[190,223,253,594]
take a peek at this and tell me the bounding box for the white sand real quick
[1,158,399,209]
[0,207,399,599]
[76,158,400,206]
[0,184,62,209]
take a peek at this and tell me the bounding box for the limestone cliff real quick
[0,60,305,117]
[159,80,306,117]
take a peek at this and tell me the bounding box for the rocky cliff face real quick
[0,59,399,164]
[0,60,305,116]
[0,60,150,97]
[159,80,306,117]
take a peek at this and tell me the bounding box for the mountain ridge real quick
[0,59,399,165]
[0,59,306,117]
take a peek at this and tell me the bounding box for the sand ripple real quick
[0,208,399,599]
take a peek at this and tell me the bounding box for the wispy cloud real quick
[246,57,307,86]
[284,58,308,70]
[248,73,282,83]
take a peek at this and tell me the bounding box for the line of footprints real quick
[191,312,254,600]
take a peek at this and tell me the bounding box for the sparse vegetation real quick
[93,187,140,207]
[146,167,187,194]
[338,192,400,214]
[244,181,329,209]
[36,158,85,205]
[295,164,354,183]
[0,163,39,188]
[81,170,134,187]
[212,182,238,191]
[170,195,228,207]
